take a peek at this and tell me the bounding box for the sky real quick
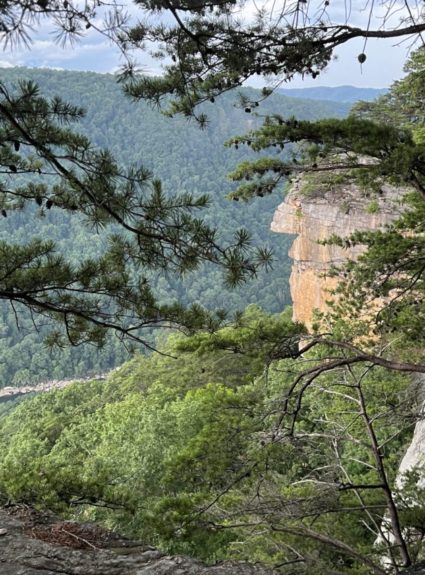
[0,1,421,89]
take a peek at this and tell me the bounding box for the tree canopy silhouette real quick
[0,78,272,348]
[1,1,424,117]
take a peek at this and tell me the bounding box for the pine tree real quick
[120,1,424,120]
[0,79,272,347]
[1,2,424,120]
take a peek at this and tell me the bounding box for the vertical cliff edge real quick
[271,175,402,329]
[271,173,425,531]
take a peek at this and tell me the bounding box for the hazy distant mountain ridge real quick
[278,85,387,103]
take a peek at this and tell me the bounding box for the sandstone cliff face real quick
[272,177,425,563]
[271,177,402,328]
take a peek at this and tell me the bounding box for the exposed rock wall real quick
[271,177,402,328]
[0,374,107,404]
[398,412,425,483]
[272,176,425,564]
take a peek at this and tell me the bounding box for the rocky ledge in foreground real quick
[0,507,423,574]
[0,507,275,575]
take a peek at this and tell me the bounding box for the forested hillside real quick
[1,42,424,573]
[0,68,350,386]
[1,1,425,573]
[0,307,416,572]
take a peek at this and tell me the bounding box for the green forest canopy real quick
[1,44,425,574]
[0,1,424,570]
[0,305,419,574]
[0,67,351,386]
[0,1,422,383]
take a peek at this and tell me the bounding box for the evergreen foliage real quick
[0,44,418,574]
[353,48,425,145]
[117,2,424,121]
[227,97,424,200]
[1,2,423,120]
[0,67,350,385]
[0,75,279,353]
[223,47,425,391]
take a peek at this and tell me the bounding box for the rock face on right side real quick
[271,177,403,329]
[271,174,425,567]
[398,402,425,483]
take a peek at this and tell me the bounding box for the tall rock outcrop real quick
[272,175,425,563]
[271,176,402,328]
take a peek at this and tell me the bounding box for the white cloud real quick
[0,59,15,68]
[0,1,421,86]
